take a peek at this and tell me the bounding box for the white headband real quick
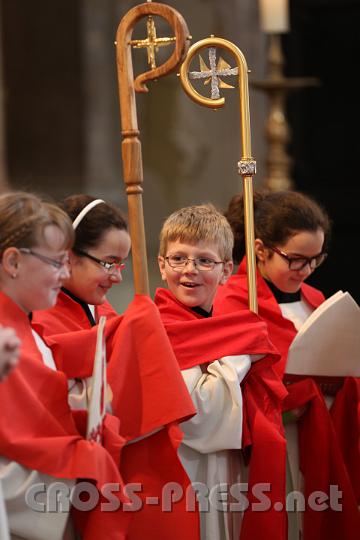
[72,199,105,230]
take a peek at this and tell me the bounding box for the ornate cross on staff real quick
[180,36,258,313]
[115,2,190,295]
[129,13,177,69]
[189,43,238,99]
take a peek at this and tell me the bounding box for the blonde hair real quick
[0,191,74,257]
[159,203,234,261]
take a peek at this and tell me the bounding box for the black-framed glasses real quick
[19,248,69,270]
[269,246,327,271]
[75,249,125,274]
[165,255,224,272]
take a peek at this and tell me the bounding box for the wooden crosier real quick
[115,2,190,295]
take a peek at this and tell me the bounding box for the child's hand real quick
[0,325,21,381]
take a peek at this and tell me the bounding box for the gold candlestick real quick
[251,34,319,191]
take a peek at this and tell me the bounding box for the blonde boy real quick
[155,204,282,540]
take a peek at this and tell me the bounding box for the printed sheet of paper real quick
[86,315,107,442]
[285,291,360,376]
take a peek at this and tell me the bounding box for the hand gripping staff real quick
[115,2,191,294]
[180,37,258,313]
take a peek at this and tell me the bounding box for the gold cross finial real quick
[129,9,176,69]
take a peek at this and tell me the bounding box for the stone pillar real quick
[80,0,127,208]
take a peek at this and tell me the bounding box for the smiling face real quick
[64,227,131,305]
[255,228,325,293]
[158,240,233,312]
[1,224,71,313]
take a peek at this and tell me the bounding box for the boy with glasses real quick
[155,203,287,540]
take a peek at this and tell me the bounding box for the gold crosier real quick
[115,2,190,294]
[180,37,258,313]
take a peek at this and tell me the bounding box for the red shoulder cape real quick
[154,286,282,369]
[0,292,130,539]
[283,378,360,539]
[215,258,360,538]
[214,258,324,377]
[31,291,200,540]
[155,287,288,540]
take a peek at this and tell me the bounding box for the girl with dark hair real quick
[214,189,360,540]
[31,194,200,540]
[59,194,130,310]
[223,189,330,330]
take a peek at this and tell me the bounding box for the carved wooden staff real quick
[180,37,258,313]
[115,2,190,294]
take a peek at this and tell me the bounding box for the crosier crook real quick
[180,36,258,313]
[116,2,191,295]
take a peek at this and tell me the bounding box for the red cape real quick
[214,258,325,377]
[214,258,360,538]
[330,377,360,504]
[155,287,288,540]
[283,379,360,540]
[0,292,129,539]
[32,291,200,540]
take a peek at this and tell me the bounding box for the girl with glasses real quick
[214,190,360,540]
[216,189,331,375]
[0,191,129,540]
[31,194,199,540]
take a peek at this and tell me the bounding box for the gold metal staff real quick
[115,2,190,295]
[180,37,258,313]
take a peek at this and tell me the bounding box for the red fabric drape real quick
[330,377,360,504]
[214,258,360,539]
[32,291,199,539]
[284,379,360,540]
[155,287,288,540]
[0,292,129,538]
[214,258,324,377]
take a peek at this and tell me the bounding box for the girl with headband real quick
[31,194,199,540]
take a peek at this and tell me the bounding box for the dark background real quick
[284,0,360,302]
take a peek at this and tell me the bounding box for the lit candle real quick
[259,0,289,33]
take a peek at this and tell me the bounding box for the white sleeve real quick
[0,480,10,540]
[0,458,74,540]
[180,354,257,453]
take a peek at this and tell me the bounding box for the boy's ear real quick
[219,260,233,285]
[254,238,266,262]
[158,255,167,282]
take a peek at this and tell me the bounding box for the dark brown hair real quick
[225,189,332,264]
[59,194,128,252]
